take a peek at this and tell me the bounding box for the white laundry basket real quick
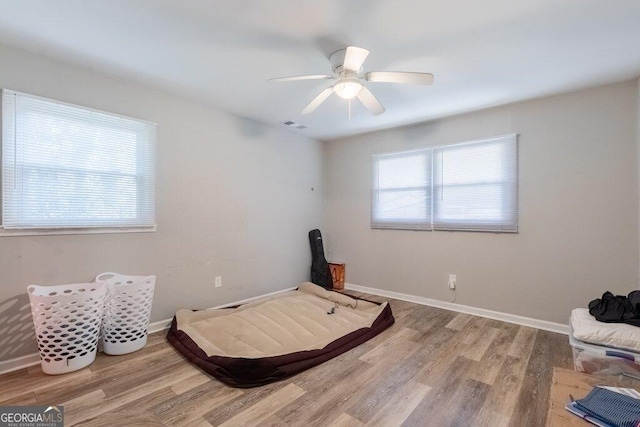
[27,282,107,375]
[96,272,155,355]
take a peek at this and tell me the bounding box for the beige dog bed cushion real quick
[167,282,394,387]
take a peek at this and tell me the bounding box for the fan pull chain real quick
[348,99,352,121]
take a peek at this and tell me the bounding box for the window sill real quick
[371,225,518,234]
[0,226,157,237]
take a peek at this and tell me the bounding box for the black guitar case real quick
[309,229,333,289]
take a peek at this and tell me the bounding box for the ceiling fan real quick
[269,46,434,116]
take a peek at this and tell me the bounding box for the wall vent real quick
[280,121,307,129]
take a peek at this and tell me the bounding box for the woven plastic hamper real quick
[96,272,156,355]
[27,282,107,375]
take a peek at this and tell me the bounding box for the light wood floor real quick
[0,292,573,426]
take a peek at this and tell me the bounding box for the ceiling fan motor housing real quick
[329,48,360,74]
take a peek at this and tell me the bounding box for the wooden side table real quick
[546,367,640,426]
[329,262,345,291]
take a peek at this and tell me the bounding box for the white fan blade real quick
[365,71,434,85]
[268,74,333,82]
[301,87,334,114]
[356,86,385,115]
[343,46,370,71]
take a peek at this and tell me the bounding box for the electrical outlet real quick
[215,276,222,288]
[448,274,456,290]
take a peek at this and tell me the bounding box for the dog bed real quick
[167,282,394,387]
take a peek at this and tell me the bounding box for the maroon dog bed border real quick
[166,294,395,388]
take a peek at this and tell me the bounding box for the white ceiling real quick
[0,0,639,141]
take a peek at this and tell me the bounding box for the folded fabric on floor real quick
[573,386,640,427]
[167,282,394,387]
[589,291,640,326]
[571,308,640,352]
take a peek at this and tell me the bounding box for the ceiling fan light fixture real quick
[273,45,434,116]
[333,79,363,100]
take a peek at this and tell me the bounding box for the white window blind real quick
[371,148,432,230]
[433,135,518,231]
[371,134,518,233]
[2,90,156,230]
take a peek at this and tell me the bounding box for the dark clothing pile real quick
[589,291,640,327]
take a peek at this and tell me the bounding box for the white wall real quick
[325,80,639,324]
[638,78,640,286]
[0,44,324,362]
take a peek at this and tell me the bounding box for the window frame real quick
[371,148,433,230]
[371,134,519,233]
[1,89,157,236]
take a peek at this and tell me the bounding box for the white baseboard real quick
[0,353,42,375]
[148,318,173,334]
[345,283,569,335]
[0,286,298,376]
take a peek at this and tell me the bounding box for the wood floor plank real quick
[62,361,200,425]
[398,325,458,381]
[100,352,190,397]
[278,335,422,426]
[181,417,213,427]
[509,330,572,427]
[461,326,501,361]
[151,381,243,426]
[445,312,473,330]
[403,356,490,426]
[33,347,181,404]
[474,355,530,424]
[342,342,424,423]
[218,383,306,427]
[449,378,493,426]
[63,389,108,425]
[482,318,507,329]
[455,315,488,345]
[359,327,421,364]
[276,354,379,425]
[508,326,538,359]
[256,414,290,427]
[413,336,468,387]
[387,300,418,322]
[405,304,451,323]
[366,380,430,427]
[0,366,93,402]
[0,366,29,380]
[113,387,178,414]
[26,364,43,374]
[478,326,538,423]
[73,410,167,427]
[468,322,519,385]
[405,305,456,338]
[0,390,37,406]
[169,373,212,395]
[330,413,365,427]
[203,381,289,425]
[285,345,372,392]
[473,409,511,427]
[89,338,168,372]
[353,322,397,349]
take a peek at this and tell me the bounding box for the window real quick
[1,90,156,231]
[371,148,432,230]
[372,134,518,232]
